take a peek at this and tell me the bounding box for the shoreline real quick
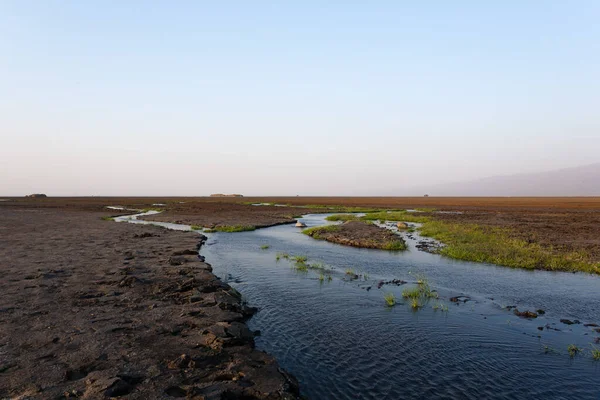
[0,208,300,399]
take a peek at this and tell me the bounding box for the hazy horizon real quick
[2,1,599,196]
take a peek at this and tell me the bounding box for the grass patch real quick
[214,225,256,232]
[260,244,270,250]
[302,225,340,239]
[384,293,396,307]
[410,298,421,310]
[361,211,430,224]
[415,207,437,212]
[190,225,203,230]
[275,252,290,261]
[381,240,408,251]
[401,274,439,311]
[325,214,359,222]
[402,287,421,299]
[568,344,582,357]
[101,216,114,221]
[419,221,599,274]
[291,255,308,263]
[203,228,216,233]
[591,346,600,361]
[294,263,308,272]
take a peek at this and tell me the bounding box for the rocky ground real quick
[303,221,407,250]
[0,208,299,400]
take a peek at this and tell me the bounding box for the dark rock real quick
[514,309,538,319]
[226,321,255,342]
[104,378,134,397]
[536,309,546,315]
[560,319,581,325]
[164,386,187,397]
[450,296,471,303]
[583,323,598,327]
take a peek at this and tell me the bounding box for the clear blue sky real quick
[1,1,599,195]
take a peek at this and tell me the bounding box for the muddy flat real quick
[0,208,298,399]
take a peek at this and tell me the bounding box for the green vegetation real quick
[384,293,396,307]
[419,221,599,274]
[275,252,290,261]
[415,207,437,212]
[302,224,340,239]
[591,346,600,361]
[361,211,430,224]
[402,287,421,299]
[190,225,203,230]
[381,240,408,251]
[309,262,326,270]
[410,297,421,310]
[325,214,359,222]
[304,204,385,213]
[101,216,114,221]
[345,268,355,276]
[213,225,256,232]
[260,244,270,250]
[291,255,308,263]
[140,208,165,213]
[203,228,216,233]
[294,262,308,272]
[400,274,439,311]
[568,344,582,357]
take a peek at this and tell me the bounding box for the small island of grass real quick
[303,221,407,250]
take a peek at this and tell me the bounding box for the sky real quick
[1,1,599,196]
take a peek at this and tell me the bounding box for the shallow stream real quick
[115,211,600,399]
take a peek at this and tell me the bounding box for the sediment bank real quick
[0,208,299,399]
[303,221,407,250]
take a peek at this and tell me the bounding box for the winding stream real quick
[113,210,600,399]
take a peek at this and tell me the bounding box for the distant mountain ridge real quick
[415,163,600,196]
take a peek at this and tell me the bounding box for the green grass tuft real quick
[568,344,582,357]
[214,225,256,232]
[384,293,396,307]
[260,244,270,250]
[190,225,203,230]
[101,216,114,221]
[591,346,600,361]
